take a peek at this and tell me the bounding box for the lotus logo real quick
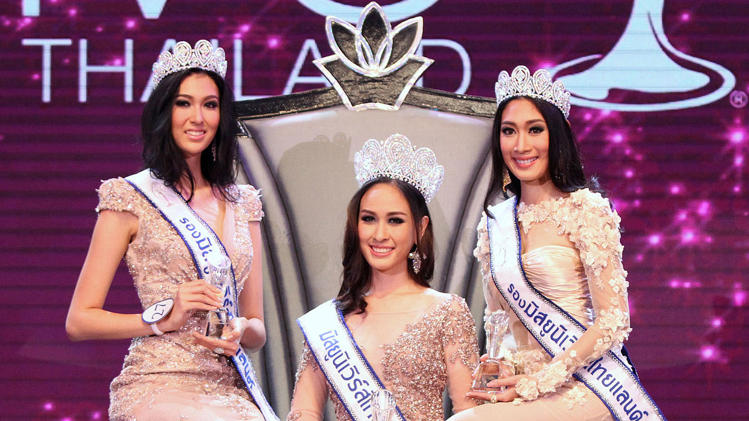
[313,2,433,110]
[326,4,423,77]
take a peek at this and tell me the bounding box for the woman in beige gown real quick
[287,134,479,421]
[66,41,267,420]
[450,66,657,421]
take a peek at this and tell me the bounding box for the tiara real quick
[495,65,571,118]
[151,40,227,87]
[354,134,444,203]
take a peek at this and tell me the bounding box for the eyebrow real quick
[359,209,409,217]
[175,93,219,100]
[501,118,545,126]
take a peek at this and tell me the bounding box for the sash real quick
[486,197,665,421]
[126,169,279,421]
[297,300,406,421]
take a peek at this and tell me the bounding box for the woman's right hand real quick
[159,279,223,332]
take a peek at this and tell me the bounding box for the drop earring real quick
[502,168,511,193]
[408,246,422,275]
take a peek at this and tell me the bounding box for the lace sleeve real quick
[95,178,138,216]
[287,342,327,421]
[515,191,631,401]
[238,184,264,222]
[441,295,480,412]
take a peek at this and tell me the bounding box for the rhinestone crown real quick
[354,133,444,204]
[151,40,227,87]
[495,65,571,118]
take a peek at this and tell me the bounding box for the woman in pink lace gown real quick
[450,67,634,421]
[65,41,267,420]
[287,135,479,421]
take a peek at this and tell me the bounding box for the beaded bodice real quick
[289,293,479,421]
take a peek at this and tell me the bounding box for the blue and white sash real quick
[126,169,279,421]
[486,197,665,421]
[297,300,406,421]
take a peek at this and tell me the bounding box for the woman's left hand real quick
[466,375,526,403]
[191,317,249,356]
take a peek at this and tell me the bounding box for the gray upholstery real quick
[236,102,495,417]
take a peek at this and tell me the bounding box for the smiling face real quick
[357,182,422,277]
[171,72,220,160]
[499,97,551,187]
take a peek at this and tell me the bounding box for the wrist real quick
[151,320,166,336]
[158,315,178,333]
[142,298,175,335]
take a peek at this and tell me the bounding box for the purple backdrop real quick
[1,0,748,420]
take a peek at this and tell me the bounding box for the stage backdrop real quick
[1,1,748,420]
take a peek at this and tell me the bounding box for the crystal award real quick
[371,388,396,421]
[205,255,231,338]
[471,309,515,392]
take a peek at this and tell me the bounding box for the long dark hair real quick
[140,68,238,202]
[483,96,599,214]
[337,178,435,315]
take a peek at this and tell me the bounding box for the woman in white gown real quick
[450,66,663,421]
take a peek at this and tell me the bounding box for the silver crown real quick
[354,134,444,204]
[151,40,227,87]
[495,65,571,118]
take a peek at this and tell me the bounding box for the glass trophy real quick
[371,388,396,421]
[471,309,515,392]
[205,255,231,338]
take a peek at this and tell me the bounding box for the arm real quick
[65,209,150,340]
[237,187,267,350]
[66,179,222,341]
[443,296,480,413]
[235,220,266,351]
[287,344,328,421]
[513,197,631,400]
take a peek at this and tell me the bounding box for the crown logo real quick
[354,134,444,203]
[151,40,228,87]
[495,65,571,118]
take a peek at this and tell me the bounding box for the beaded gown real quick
[97,177,264,421]
[287,292,480,421]
[450,189,629,421]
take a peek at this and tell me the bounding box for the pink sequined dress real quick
[97,177,265,421]
[450,189,628,421]
[287,292,480,421]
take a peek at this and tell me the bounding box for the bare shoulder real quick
[424,289,469,310]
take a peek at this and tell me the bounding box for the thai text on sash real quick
[318,328,373,414]
[486,197,665,421]
[125,169,279,421]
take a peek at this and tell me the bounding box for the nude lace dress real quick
[287,293,480,421]
[97,177,264,421]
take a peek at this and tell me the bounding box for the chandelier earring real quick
[408,245,423,275]
[502,168,512,193]
[211,142,217,162]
